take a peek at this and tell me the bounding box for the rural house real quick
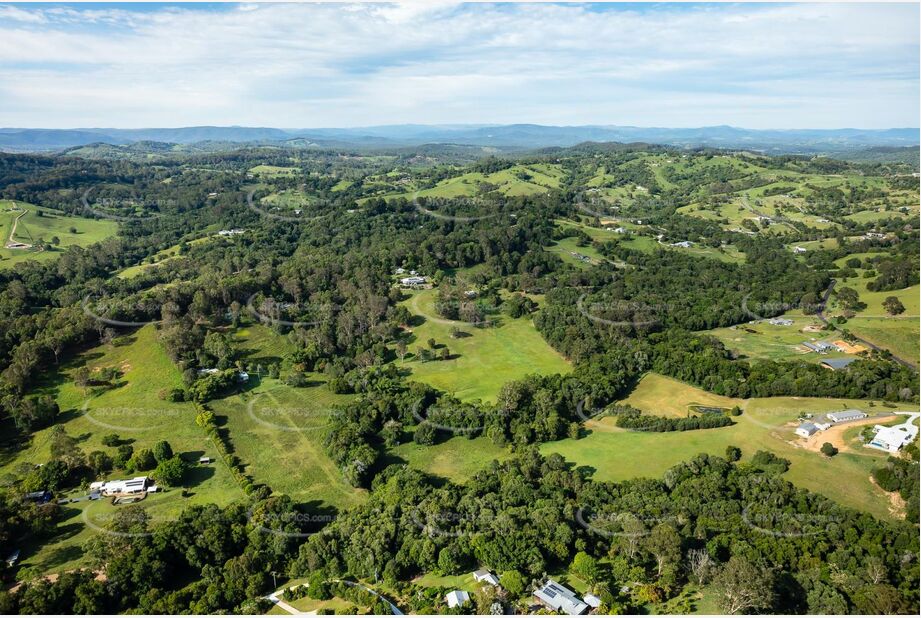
[533,580,588,615]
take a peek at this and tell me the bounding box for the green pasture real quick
[541,374,899,520]
[0,200,118,269]
[0,325,243,575]
[396,288,571,403]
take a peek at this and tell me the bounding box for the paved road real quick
[265,585,308,615]
[815,279,916,370]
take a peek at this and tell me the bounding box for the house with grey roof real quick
[821,358,856,371]
[534,580,588,615]
[826,409,868,423]
[795,422,820,438]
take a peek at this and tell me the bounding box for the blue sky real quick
[0,2,918,129]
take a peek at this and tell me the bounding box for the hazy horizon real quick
[2,122,920,132]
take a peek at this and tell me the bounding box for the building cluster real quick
[444,571,601,615]
[395,268,427,287]
[768,317,793,326]
[795,409,868,439]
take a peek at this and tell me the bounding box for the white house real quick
[400,276,426,286]
[445,590,470,609]
[671,240,694,248]
[792,246,807,254]
[534,580,588,615]
[795,422,820,438]
[89,476,152,496]
[826,410,868,423]
[869,419,919,453]
[768,318,793,326]
[472,569,500,586]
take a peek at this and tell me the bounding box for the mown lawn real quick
[396,289,571,402]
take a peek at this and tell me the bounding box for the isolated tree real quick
[414,421,436,445]
[820,442,838,457]
[883,296,905,316]
[152,440,173,463]
[73,366,92,395]
[835,286,863,313]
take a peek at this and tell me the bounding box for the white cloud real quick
[0,2,916,128]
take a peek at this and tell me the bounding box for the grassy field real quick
[208,324,366,510]
[0,200,118,269]
[397,289,571,402]
[365,163,564,202]
[248,165,299,177]
[117,235,216,279]
[824,255,920,364]
[388,435,511,484]
[706,317,859,363]
[541,373,899,520]
[616,373,742,417]
[0,325,243,575]
[390,372,902,519]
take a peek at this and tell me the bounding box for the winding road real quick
[4,207,32,249]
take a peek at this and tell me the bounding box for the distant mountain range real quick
[0,124,918,155]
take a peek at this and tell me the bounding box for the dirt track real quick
[801,415,897,453]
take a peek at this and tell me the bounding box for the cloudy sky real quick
[0,1,918,129]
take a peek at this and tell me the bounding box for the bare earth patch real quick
[869,474,907,519]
